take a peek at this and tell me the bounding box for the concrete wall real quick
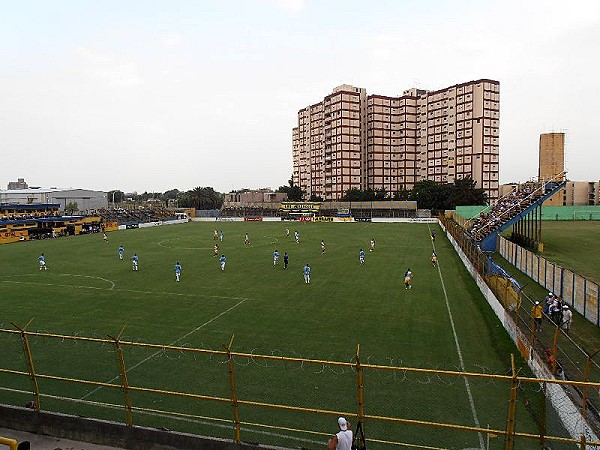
[440,220,599,445]
[0,405,282,450]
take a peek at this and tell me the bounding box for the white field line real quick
[80,297,247,400]
[0,277,247,301]
[428,225,485,450]
[1,273,115,289]
[157,237,212,250]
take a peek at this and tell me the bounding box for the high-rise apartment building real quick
[292,79,500,203]
[293,85,366,200]
[539,132,565,206]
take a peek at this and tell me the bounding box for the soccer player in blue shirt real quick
[283,252,289,270]
[359,249,365,265]
[132,253,139,271]
[174,261,182,282]
[118,245,125,260]
[273,249,279,266]
[38,253,47,271]
[220,254,227,271]
[303,263,311,284]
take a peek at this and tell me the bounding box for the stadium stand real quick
[0,204,102,243]
[465,173,566,250]
[96,207,177,225]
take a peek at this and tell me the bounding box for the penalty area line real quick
[80,297,247,400]
[428,224,484,450]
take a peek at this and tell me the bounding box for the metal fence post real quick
[12,320,41,411]
[109,329,133,426]
[355,344,367,449]
[540,382,547,449]
[505,354,518,450]
[224,335,241,444]
[582,350,600,425]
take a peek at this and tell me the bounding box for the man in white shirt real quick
[327,417,353,450]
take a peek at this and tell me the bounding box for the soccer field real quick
[0,221,551,449]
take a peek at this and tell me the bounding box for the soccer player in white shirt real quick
[220,254,227,271]
[404,269,412,289]
[273,249,279,266]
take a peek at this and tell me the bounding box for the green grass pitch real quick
[0,221,554,449]
[538,221,600,284]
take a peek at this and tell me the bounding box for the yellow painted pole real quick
[540,382,546,449]
[355,344,366,449]
[109,330,133,426]
[529,315,536,353]
[505,354,517,450]
[0,436,18,450]
[12,321,41,411]
[224,335,241,444]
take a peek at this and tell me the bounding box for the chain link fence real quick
[2,326,600,449]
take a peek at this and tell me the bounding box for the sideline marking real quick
[79,298,247,400]
[428,224,484,450]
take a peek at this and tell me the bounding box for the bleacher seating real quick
[96,207,177,225]
[465,174,566,250]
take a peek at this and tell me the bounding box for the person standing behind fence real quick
[561,305,573,335]
[327,417,353,450]
[551,297,563,325]
[543,292,554,316]
[532,301,543,332]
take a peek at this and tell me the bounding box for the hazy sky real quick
[1,0,598,193]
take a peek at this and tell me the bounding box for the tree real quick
[309,194,324,202]
[181,187,224,210]
[393,188,411,201]
[341,188,365,201]
[444,177,487,209]
[65,202,78,215]
[162,189,181,201]
[341,187,388,201]
[277,178,303,201]
[107,190,125,203]
[410,180,447,210]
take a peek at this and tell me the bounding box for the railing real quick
[441,215,600,447]
[2,325,600,449]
